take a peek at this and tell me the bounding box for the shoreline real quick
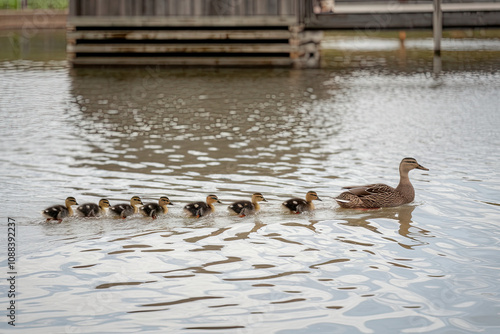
[0,9,67,30]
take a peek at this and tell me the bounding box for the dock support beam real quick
[433,0,442,55]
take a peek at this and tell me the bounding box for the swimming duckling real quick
[140,196,173,219]
[42,197,78,222]
[335,157,429,209]
[76,199,110,217]
[228,193,267,217]
[282,191,321,214]
[108,196,143,219]
[184,194,221,218]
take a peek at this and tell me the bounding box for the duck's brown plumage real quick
[335,157,429,209]
[42,197,78,222]
[184,194,221,218]
[76,199,110,217]
[282,191,321,213]
[228,193,267,217]
[140,196,173,219]
[109,196,143,218]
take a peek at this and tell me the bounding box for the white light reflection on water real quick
[1,53,500,333]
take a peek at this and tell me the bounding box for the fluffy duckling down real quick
[282,191,321,214]
[228,193,267,217]
[140,196,173,219]
[184,194,221,218]
[42,197,78,222]
[109,196,143,218]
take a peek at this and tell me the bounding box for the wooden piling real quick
[433,0,442,54]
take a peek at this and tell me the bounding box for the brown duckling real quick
[108,196,143,218]
[76,198,110,217]
[228,193,267,217]
[184,194,221,218]
[335,157,429,209]
[140,196,173,219]
[282,191,321,214]
[42,197,78,222]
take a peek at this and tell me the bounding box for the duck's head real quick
[99,199,110,208]
[206,194,222,205]
[130,196,143,206]
[65,197,78,206]
[159,196,173,206]
[400,157,429,173]
[252,193,267,202]
[305,191,321,202]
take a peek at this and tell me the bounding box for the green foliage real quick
[0,0,68,10]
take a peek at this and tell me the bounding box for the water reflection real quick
[337,205,433,249]
[66,67,342,208]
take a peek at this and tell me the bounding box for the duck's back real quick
[282,198,308,213]
[228,200,253,215]
[184,201,210,217]
[141,203,161,218]
[43,205,68,220]
[109,203,133,218]
[337,183,403,208]
[77,203,100,217]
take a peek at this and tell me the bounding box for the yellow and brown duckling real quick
[108,196,143,218]
[282,191,321,214]
[42,197,78,222]
[335,157,429,209]
[228,193,267,217]
[140,196,173,219]
[76,198,110,217]
[184,194,221,218]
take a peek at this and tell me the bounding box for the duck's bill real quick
[417,164,429,171]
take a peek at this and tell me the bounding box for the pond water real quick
[1,30,500,333]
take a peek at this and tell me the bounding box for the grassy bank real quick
[0,0,68,10]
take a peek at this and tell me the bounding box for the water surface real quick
[1,30,500,333]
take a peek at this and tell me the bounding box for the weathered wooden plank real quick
[143,0,155,16]
[108,0,121,16]
[69,0,302,17]
[69,43,294,53]
[69,0,77,16]
[256,0,267,16]
[71,56,294,66]
[306,11,500,29]
[68,15,297,26]
[94,0,105,16]
[332,2,500,14]
[83,0,96,16]
[268,0,279,16]
[132,0,142,16]
[192,0,204,16]
[68,30,291,40]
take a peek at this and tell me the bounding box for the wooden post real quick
[433,0,442,54]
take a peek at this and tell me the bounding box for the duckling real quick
[140,196,173,219]
[282,191,321,214]
[42,197,78,222]
[108,196,143,218]
[335,157,429,209]
[184,194,221,218]
[228,193,267,217]
[76,198,110,217]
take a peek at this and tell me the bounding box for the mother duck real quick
[335,157,428,209]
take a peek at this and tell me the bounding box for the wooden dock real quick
[67,0,321,68]
[305,1,500,29]
[66,0,500,67]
